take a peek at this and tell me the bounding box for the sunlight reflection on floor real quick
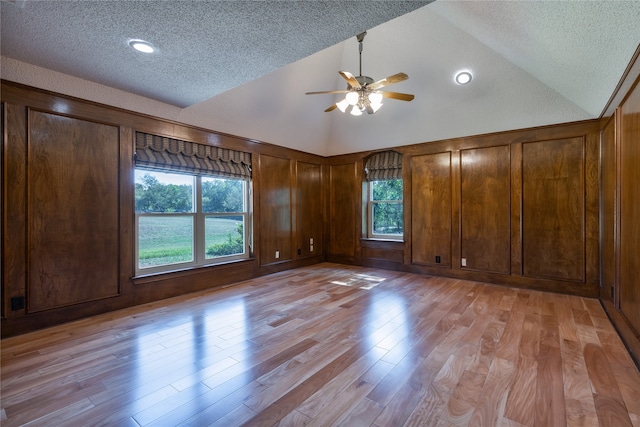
[331,273,386,290]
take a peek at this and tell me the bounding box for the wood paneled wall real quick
[4,76,640,367]
[522,137,585,282]
[327,121,601,297]
[600,75,640,365]
[327,163,358,259]
[411,152,452,268]
[1,81,325,336]
[600,115,616,302]
[259,154,293,265]
[27,111,121,312]
[618,82,640,336]
[296,161,323,259]
[460,145,510,274]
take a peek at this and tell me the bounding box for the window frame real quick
[134,169,251,276]
[366,179,404,240]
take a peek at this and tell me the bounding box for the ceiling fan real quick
[305,31,414,116]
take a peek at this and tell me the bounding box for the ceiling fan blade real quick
[325,104,338,112]
[339,70,361,89]
[381,91,414,101]
[367,73,409,90]
[305,90,349,95]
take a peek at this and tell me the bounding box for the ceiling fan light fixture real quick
[346,91,359,105]
[305,30,414,115]
[370,101,383,113]
[336,98,350,113]
[455,70,473,85]
[368,91,383,104]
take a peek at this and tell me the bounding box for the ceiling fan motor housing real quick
[355,76,374,86]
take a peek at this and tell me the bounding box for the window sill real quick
[132,257,254,285]
[361,237,405,243]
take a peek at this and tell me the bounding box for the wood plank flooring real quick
[2,263,639,426]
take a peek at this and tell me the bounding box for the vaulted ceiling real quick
[2,1,639,156]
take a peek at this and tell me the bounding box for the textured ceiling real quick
[2,1,640,156]
[0,0,429,107]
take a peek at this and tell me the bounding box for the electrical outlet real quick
[461,258,467,267]
[310,237,313,245]
[435,256,441,264]
[11,296,25,311]
[310,245,314,252]
[275,251,280,259]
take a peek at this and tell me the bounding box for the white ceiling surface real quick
[2,2,640,157]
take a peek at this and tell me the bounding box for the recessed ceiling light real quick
[455,70,473,85]
[128,39,155,54]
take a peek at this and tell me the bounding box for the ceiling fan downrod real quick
[357,31,367,77]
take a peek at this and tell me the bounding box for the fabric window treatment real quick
[134,132,252,179]
[365,150,402,181]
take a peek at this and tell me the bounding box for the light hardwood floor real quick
[2,263,639,426]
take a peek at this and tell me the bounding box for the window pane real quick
[372,179,403,201]
[135,170,194,213]
[138,216,194,268]
[372,202,403,235]
[202,178,244,213]
[205,216,245,258]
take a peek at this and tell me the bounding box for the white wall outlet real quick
[310,245,314,252]
[275,251,280,259]
[461,258,467,267]
[310,237,313,245]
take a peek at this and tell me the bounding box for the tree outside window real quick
[135,170,249,274]
[369,179,403,239]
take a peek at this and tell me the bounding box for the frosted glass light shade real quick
[336,98,349,112]
[368,91,383,104]
[350,105,362,116]
[345,91,359,105]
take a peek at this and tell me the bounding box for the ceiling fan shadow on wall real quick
[306,31,414,116]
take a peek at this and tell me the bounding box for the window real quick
[368,179,403,239]
[135,170,250,274]
[364,151,403,240]
[133,132,252,276]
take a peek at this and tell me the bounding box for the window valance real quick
[365,150,402,181]
[135,132,252,179]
